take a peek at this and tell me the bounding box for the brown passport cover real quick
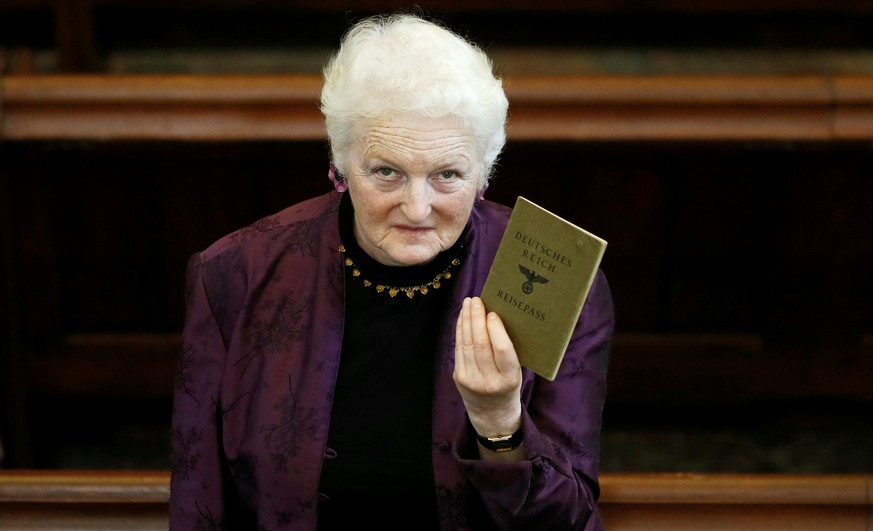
[481,196,607,380]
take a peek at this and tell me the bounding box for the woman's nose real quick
[401,178,432,222]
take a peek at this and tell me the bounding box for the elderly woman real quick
[170,13,614,531]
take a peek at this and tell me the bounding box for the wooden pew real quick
[0,470,169,530]
[1,470,870,530]
[2,74,873,142]
[599,473,873,531]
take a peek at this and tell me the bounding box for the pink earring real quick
[329,162,347,193]
[478,180,489,201]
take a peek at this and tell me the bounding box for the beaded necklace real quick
[338,244,461,299]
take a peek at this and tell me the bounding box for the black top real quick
[317,194,465,528]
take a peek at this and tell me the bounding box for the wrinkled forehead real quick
[353,114,482,166]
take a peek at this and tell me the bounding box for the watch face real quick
[479,433,517,452]
[475,427,522,452]
[488,437,515,452]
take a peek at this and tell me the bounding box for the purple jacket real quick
[170,191,614,530]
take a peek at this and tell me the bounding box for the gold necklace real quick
[338,244,461,299]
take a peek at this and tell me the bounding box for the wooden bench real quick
[0,470,169,530]
[2,74,873,142]
[1,470,870,530]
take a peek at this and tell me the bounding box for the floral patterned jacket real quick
[170,191,614,530]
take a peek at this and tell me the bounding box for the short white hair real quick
[320,13,508,189]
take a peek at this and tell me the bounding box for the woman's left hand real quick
[453,297,523,439]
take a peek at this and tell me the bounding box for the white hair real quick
[319,13,508,189]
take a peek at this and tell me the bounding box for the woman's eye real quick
[440,170,458,179]
[371,167,400,180]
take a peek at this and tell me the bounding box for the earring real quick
[478,180,489,201]
[329,162,348,193]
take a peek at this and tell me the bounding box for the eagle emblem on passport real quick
[519,265,549,294]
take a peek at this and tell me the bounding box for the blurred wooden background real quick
[1,1,872,474]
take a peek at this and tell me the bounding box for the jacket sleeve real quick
[458,269,615,531]
[169,253,230,530]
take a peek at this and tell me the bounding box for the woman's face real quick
[345,115,483,267]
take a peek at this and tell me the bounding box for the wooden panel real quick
[0,75,325,141]
[599,473,870,504]
[0,470,169,502]
[834,76,873,138]
[598,473,873,530]
[2,74,872,141]
[599,504,868,531]
[503,75,833,141]
[0,504,168,531]
[1,471,870,530]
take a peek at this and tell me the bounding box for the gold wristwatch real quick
[475,428,523,452]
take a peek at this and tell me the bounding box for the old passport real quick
[480,196,607,380]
